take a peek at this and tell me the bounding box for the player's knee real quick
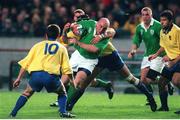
[146,69,160,81]
[126,74,139,85]
[172,76,180,89]
[22,90,33,98]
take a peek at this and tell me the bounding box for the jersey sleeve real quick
[132,26,142,47]
[18,45,36,70]
[176,29,180,51]
[60,47,73,75]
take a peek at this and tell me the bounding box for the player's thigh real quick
[140,67,150,82]
[74,70,88,88]
[44,74,61,93]
[29,72,44,92]
[172,72,180,89]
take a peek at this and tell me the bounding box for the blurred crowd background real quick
[0,0,179,38]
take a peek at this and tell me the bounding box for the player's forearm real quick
[77,42,99,53]
[17,68,26,80]
[130,44,138,53]
[155,47,165,56]
[173,55,180,63]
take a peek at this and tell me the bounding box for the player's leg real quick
[44,73,75,118]
[172,72,180,89]
[89,67,114,99]
[140,57,154,97]
[10,71,46,117]
[117,64,157,112]
[66,69,89,111]
[10,84,35,117]
[171,62,180,114]
[157,76,169,111]
[50,75,70,107]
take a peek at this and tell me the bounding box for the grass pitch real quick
[0,91,180,119]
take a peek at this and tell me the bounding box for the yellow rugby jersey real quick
[59,36,68,47]
[18,40,72,75]
[100,28,116,56]
[100,42,116,56]
[160,24,180,59]
[66,31,80,40]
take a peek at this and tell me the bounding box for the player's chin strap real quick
[125,74,140,86]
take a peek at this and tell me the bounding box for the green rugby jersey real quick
[133,18,164,56]
[74,19,109,59]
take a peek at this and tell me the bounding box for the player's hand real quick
[63,22,71,32]
[128,50,136,59]
[162,55,170,62]
[70,23,80,35]
[166,60,175,68]
[148,54,157,61]
[68,38,77,44]
[91,35,101,44]
[13,79,21,88]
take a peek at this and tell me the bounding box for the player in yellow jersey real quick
[9,24,75,118]
[149,10,180,114]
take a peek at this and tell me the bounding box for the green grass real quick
[0,91,180,119]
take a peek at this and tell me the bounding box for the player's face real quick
[96,22,104,34]
[160,17,170,29]
[73,12,81,22]
[141,11,152,24]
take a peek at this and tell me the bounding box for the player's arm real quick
[60,47,75,87]
[149,47,165,61]
[69,38,99,53]
[13,68,26,88]
[13,46,36,88]
[91,28,116,44]
[128,26,142,58]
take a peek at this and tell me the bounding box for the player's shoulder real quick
[172,24,180,32]
[153,19,161,25]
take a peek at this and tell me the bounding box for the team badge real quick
[169,36,171,40]
[150,29,154,35]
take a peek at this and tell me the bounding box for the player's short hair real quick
[46,24,61,40]
[74,9,85,15]
[160,10,174,21]
[141,7,152,15]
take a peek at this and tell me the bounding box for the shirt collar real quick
[140,18,154,30]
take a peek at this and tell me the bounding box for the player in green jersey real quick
[128,7,173,111]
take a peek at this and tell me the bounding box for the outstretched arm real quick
[69,38,99,53]
[13,68,26,88]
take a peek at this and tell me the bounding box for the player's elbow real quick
[91,47,99,53]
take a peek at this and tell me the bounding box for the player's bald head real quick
[96,18,110,34]
[98,18,110,28]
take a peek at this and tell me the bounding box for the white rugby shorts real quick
[141,56,164,72]
[70,50,98,73]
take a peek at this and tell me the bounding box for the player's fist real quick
[13,79,21,88]
[162,55,170,62]
[63,22,71,32]
[68,38,77,44]
[148,54,157,61]
[128,50,136,59]
[91,35,101,44]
